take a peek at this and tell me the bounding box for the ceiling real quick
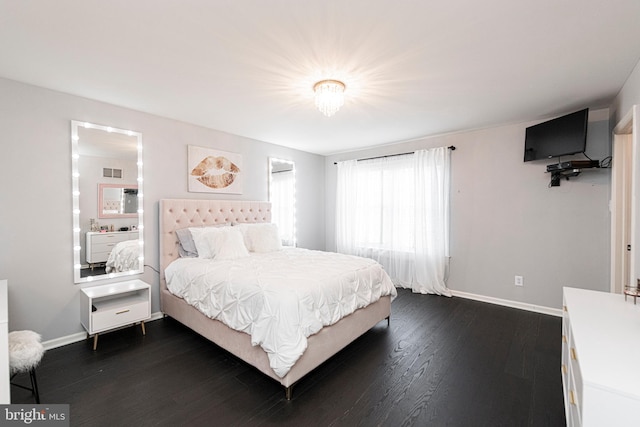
[1,1,639,155]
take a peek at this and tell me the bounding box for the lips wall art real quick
[188,145,243,194]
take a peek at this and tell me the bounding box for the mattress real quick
[165,247,397,377]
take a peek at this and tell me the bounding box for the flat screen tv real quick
[524,108,589,162]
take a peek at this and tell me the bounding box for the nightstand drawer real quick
[91,297,149,333]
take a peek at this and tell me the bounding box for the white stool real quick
[9,330,44,403]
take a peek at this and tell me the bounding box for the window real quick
[336,147,451,295]
[343,155,415,252]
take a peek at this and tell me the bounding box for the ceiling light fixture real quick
[313,79,346,117]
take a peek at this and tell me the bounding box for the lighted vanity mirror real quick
[268,158,296,247]
[71,121,144,284]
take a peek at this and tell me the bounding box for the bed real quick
[159,199,395,399]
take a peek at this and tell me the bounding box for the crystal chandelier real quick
[313,79,346,117]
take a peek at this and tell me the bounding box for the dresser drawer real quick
[561,334,569,394]
[568,340,583,410]
[91,296,149,333]
[86,244,116,263]
[92,242,119,253]
[566,386,581,427]
[90,232,138,245]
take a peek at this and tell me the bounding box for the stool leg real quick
[29,368,40,404]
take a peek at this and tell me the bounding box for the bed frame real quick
[159,199,391,399]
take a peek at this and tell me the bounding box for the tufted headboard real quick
[159,199,272,293]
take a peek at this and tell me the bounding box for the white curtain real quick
[336,147,451,296]
[413,147,451,295]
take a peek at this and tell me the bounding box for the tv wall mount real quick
[546,160,600,187]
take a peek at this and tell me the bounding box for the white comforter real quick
[105,239,139,273]
[165,248,397,377]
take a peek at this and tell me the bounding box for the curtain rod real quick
[333,146,455,165]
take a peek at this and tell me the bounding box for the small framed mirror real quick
[71,121,144,283]
[268,158,296,247]
[98,183,139,218]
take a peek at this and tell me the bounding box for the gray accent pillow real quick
[175,228,198,257]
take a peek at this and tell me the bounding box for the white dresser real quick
[86,230,138,265]
[562,287,640,426]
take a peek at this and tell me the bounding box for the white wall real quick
[612,58,640,125]
[325,114,611,310]
[0,78,325,341]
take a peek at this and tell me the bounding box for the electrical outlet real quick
[515,275,524,287]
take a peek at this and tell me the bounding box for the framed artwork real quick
[188,145,243,194]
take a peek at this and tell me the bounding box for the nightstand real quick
[80,279,151,350]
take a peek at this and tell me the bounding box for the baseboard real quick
[450,290,562,317]
[42,311,165,350]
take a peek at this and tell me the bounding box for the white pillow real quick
[234,223,282,253]
[212,228,250,260]
[189,226,229,259]
[232,223,255,251]
[189,226,249,260]
[176,223,229,257]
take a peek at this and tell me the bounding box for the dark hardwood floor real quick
[12,289,565,426]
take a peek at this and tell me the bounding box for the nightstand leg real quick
[93,334,98,351]
[140,321,146,336]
